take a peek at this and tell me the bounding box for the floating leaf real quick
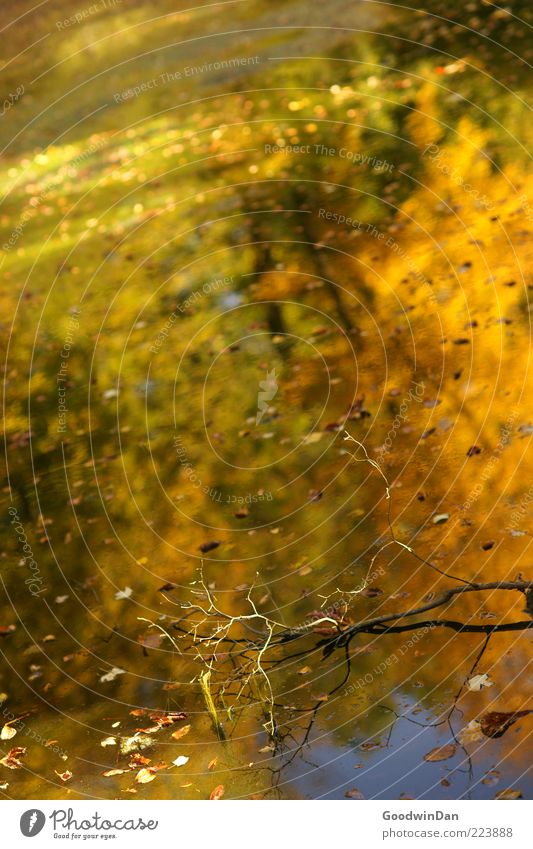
[102,769,128,777]
[55,770,72,782]
[495,789,522,800]
[172,756,189,767]
[100,737,117,747]
[208,757,218,770]
[199,541,220,553]
[0,747,26,769]
[432,513,449,524]
[423,744,456,762]
[171,725,191,741]
[100,666,125,683]
[209,784,224,800]
[467,674,493,691]
[458,720,484,745]
[114,587,133,600]
[0,725,17,740]
[345,787,365,799]
[480,710,532,739]
[136,768,156,784]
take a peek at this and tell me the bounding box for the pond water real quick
[1,0,532,800]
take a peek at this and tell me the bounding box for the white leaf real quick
[114,587,133,600]
[467,673,493,691]
[0,725,16,740]
[172,755,190,767]
[100,737,117,747]
[100,667,125,683]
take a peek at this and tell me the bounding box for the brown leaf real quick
[128,754,151,768]
[345,787,365,799]
[207,757,218,771]
[209,784,224,800]
[171,725,191,741]
[480,710,532,739]
[199,541,220,553]
[0,746,26,769]
[423,744,456,762]
[495,788,522,800]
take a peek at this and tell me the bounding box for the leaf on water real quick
[467,674,493,691]
[432,513,449,524]
[345,787,365,799]
[298,666,312,675]
[482,770,500,786]
[100,737,117,747]
[171,725,191,741]
[208,757,218,770]
[0,725,17,740]
[136,768,156,784]
[102,768,129,777]
[172,756,189,767]
[209,784,224,800]
[100,666,125,683]
[495,789,522,800]
[114,587,133,600]
[0,747,26,769]
[480,710,533,739]
[457,720,484,745]
[55,770,73,782]
[423,744,456,762]
[199,541,220,553]
[128,754,151,768]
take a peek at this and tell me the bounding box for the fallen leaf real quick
[423,744,456,762]
[0,747,26,769]
[171,725,191,741]
[100,666,125,683]
[345,787,365,799]
[432,513,449,524]
[102,769,128,777]
[199,541,220,553]
[209,784,224,800]
[114,587,133,600]
[172,756,189,767]
[55,770,72,782]
[128,754,151,768]
[0,725,17,740]
[467,674,493,692]
[136,768,156,784]
[480,710,532,738]
[495,789,522,800]
[298,666,312,675]
[100,737,117,747]
[207,757,218,770]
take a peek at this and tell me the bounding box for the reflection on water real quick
[1,0,533,799]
